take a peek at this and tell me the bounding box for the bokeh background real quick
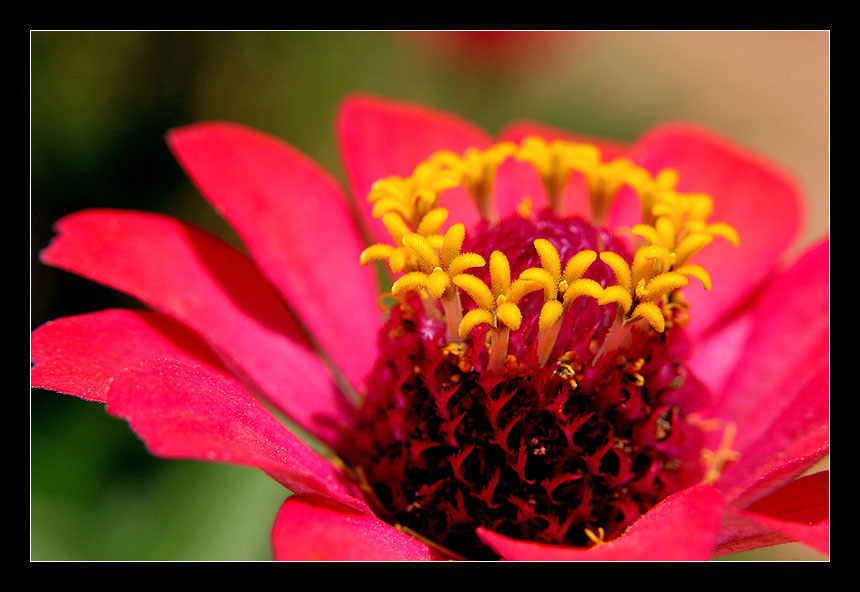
[31,30,829,561]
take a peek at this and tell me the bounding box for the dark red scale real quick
[343,210,711,560]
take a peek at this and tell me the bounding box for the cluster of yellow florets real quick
[359,136,738,370]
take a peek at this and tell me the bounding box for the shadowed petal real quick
[40,209,354,447]
[715,472,829,557]
[337,93,492,242]
[478,484,724,560]
[629,123,805,338]
[271,493,442,560]
[105,359,360,506]
[31,309,226,403]
[167,122,379,393]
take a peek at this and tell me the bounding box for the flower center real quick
[345,136,739,559]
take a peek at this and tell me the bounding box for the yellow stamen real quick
[701,422,741,485]
[584,526,606,547]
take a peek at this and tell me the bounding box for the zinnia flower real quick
[31,93,829,560]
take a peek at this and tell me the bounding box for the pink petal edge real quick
[105,359,361,507]
[31,309,226,403]
[271,493,442,560]
[40,209,354,447]
[629,122,805,339]
[478,484,724,561]
[337,92,493,243]
[166,122,380,394]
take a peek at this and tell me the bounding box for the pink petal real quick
[698,240,829,504]
[336,93,492,242]
[40,209,354,447]
[105,359,360,506]
[31,309,226,403]
[715,473,829,556]
[167,123,380,393]
[478,484,724,560]
[492,157,549,220]
[629,123,805,338]
[271,493,442,560]
[733,515,829,557]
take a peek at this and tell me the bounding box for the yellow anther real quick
[584,527,606,547]
[381,211,412,244]
[631,301,665,333]
[427,267,451,299]
[440,223,466,269]
[598,285,633,314]
[539,299,564,332]
[673,232,714,266]
[415,207,449,236]
[599,251,633,293]
[489,250,512,299]
[496,301,523,332]
[639,272,689,302]
[562,278,604,307]
[518,267,558,301]
[507,277,545,304]
[534,239,562,283]
[672,264,712,291]
[452,274,496,312]
[631,245,675,287]
[705,222,740,247]
[402,233,441,273]
[391,272,430,297]
[701,422,741,485]
[359,243,393,266]
[458,308,495,339]
[447,252,486,278]
[563,250,598,285]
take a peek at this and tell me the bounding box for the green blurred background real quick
[30,31,829,561]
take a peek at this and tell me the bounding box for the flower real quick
[31,93,829,560]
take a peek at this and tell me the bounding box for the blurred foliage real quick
[31,31,828,561]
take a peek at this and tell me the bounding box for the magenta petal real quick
[478,484,724,560]
[271,493,441,560]
[105,359,360,505]
[31,309,226,403]
[40,209,354,447]
[716,470,829,557]
[336,93,493,242]
[167,122,379,393]
[699,240,829,504]
[629,123,805,338]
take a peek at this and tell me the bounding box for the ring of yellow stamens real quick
[359,136,739,369]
